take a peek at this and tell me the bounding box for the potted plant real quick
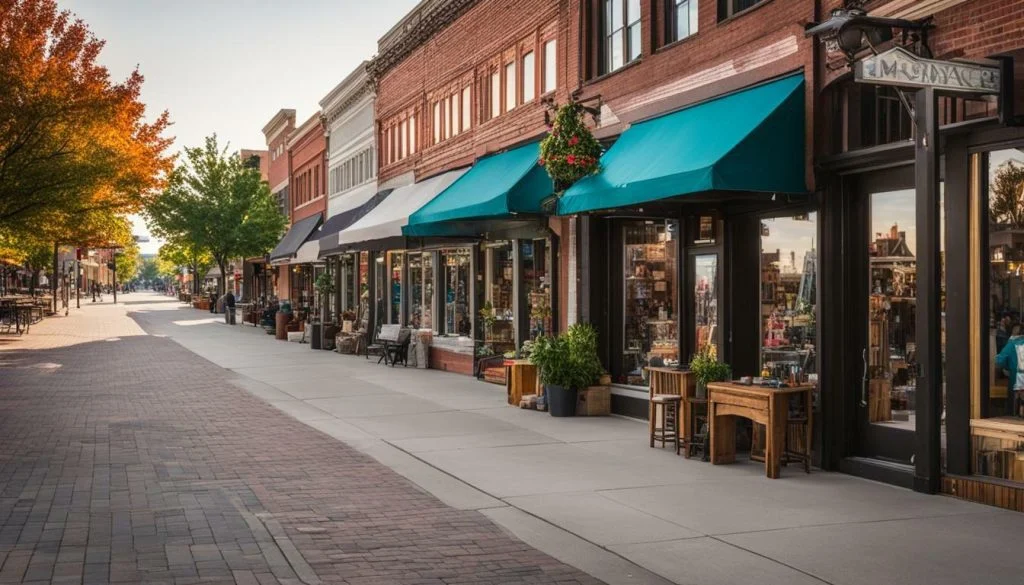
[530,323,603,417]
[690,346,731,399]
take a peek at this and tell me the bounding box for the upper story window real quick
[543,40,556,94]
[429,84,472,146]
[382,108,417,165]
[718,0,764,20]
[505,61,517,111]
[331,146,376,193]
[667,0,698,42]
[522,52,535,103]
[603,0,641,75]
[490,71,501,119]
[461,86,472,130]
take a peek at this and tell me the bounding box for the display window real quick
[407,252,435,330]
[374,253,386,326]
[759,214,818,380]
[358,252,369,331]
[622,220,679,386]
[978,146,1024,483]
[389,252,404,324]
[341,254,356,313]
[484,243,515,353]
[522,239,552,339]
[443,248,472,336]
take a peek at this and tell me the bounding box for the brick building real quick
[263,109,297,301]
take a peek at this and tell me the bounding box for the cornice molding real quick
[368,0,481,82]
[324,84,374,125]
[262,109,296,141]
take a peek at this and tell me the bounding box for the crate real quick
[577,386,611,416]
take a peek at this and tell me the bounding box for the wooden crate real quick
[577,386,611,416]
[505,360,538,406]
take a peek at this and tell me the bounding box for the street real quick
[1,293,1022,585]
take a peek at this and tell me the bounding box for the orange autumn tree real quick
[0,0,173,238]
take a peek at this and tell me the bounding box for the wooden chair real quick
[367,324,401,364]
[385,328,412,367]
[650,394,682,451]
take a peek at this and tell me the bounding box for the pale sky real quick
[58,0,418,254]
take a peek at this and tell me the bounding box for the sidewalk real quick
[129,293,1022,585]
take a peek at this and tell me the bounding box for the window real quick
[444,96,452,138]
[433,102,441,144]
[505,61,516,111]
[409,115,416,154]
[490,71,501,118]
[543,40,556,93]
[719,0,764,20]
[668,0,698,42]
[760,214,817,380]
[603,0,641,74]
[621,221,678,385]
[451,94,460,136]
[522,52,535,103]
[461,86,472,130]
[400,120,407,159]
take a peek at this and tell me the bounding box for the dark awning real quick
[269,214,322,263]
[318,189,393,258]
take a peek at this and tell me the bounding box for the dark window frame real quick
[717,0,766,21]
[665,0,698,45]
[596,0,642,77]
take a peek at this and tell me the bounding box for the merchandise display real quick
[622,221,679,385]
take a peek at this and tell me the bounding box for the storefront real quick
[810,31,1024,505]
[563,75,811,422]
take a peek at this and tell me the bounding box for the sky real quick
[58,0,419,254]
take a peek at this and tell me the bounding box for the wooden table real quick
[708,382,813,478]
[647,368,696,449]
[505,360,538,406]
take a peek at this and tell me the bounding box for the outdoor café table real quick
[0,299,32,334]
[707,381,814,478]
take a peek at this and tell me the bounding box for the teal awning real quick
[403,141,553,237]
[557,74,806,215]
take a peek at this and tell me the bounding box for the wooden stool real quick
[650,394,682,451]
[682,396,709,460]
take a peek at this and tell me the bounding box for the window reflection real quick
[522,239,552,339]
[622,220,679,386]
[760,214,817,381]
[444,249,472,336]
[485,243,515,353]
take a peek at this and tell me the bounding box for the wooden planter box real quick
[193,299,210,311]
[429,347,474,376]
[577,386,611,416]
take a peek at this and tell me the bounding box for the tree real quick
[147,135,286,296]
[157,241,212,296]
[139,257,159,283]
[990,160,1024,228]
[0,0,173,232]
[114,239,139,283]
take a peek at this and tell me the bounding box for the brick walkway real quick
[0,303,603,584]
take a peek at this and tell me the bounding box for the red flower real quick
[538,158,545,166]
[566,154,576,165]
[568,136,579,146]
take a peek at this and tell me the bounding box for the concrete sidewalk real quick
[130,293,1022,585]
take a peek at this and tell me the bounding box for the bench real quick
[366,324,411,366]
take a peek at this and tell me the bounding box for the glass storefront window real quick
[623,220,679,386]
[358,251,369,330]
[485,243,515,352]
[443,248,472,336]
[341,254,356,313]
[374,253,385,326]
[693,254,718,357]
[979,146,1024,483]
[522,239,552,339]
[760,214,818,380]
[407,253,435,330]
[389,252,404,325]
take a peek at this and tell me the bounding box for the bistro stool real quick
[650,394,682,451]
[782,401,812,473]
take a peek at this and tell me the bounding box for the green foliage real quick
[539,103,602,191]
[114,240,140,282]
[529,323,603,390]
[989,160,1024,227]
[146,135,286,295]
[314,272,335,296]
[140,258,160,282]
[689,347,731,386]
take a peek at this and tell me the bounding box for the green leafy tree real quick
[990,160,1024,228]
[157,241,212,296]
[114,240,139,283]
[147,136,286,296]
[139,258,160,283]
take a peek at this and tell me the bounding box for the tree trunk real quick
[51,242,58,312]
[28,269,39,296]
[217,260,226,298]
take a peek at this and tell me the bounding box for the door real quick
[691,252,721,358]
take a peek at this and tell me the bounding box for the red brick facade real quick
[375,0,573,184]
[288,115,327,223]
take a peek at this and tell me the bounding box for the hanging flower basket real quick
[539,102,602,192]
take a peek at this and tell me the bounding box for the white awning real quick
[292,240,321,264]
[337,168,468,247]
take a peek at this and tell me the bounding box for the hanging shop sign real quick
[855,47,1000,94]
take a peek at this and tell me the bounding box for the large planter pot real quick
[696,380,708,399]
[546,384,579,417]
[310,323,322,350]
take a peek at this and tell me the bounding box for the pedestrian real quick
[995,323,1024,417]
[223,289,235,325]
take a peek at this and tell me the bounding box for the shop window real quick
[760,214,818,382]
[717,0,764,20]
[443,249,472,337]
[461,86,472,131]
[485,243,515,354]
[358,252,370,331]
[666,0,698,43]
[522,239,552,339]
[408,253,434,330]
[623,220,679,386]
[389,252,404,325]
[374,253,386,326]
[505,61,516,112]
[599,0,641,75]
[341,254,356,314]
[543,40,556,94]
[522,52,535,104]
[980,146,1024,483]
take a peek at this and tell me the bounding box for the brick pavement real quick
[0,304,604,585]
